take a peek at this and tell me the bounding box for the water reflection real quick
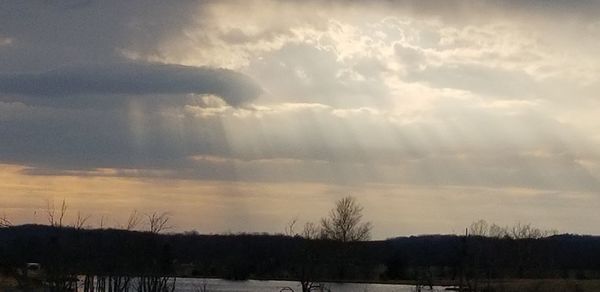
[175,278,445,292]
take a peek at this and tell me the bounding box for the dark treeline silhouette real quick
[2,199,599,291]
[2,224,600,285]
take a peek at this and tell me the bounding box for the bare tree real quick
[320,196,372,242]
[46,199,68,227]
[488,223,508,238]
[126,209,143,231]
[469,219,490,236]
[285,218,321,239]
[301,222,320,239]
[43,199,78,292]
[282,217,326,291]
[282,218,326,292]
[285,217,299,236]
[467,220,556,239]
[146,212,172,234]
[138,211,176,292]
[73,211,91,229]
[0,213,11,228]
[99,215,107,229]
[509,222,557,239]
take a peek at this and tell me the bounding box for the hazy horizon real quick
[2,1,600,239]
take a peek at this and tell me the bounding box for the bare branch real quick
[469,219,490,236]
[467,220,557,239]
[46,199,55,226]
[146,212,173,234]
[59,199,67,227]
[46,199,68,227]
[320,196,371,242]
[73,211,91,229]
[0,213,11,228]
[99,215,107,229]
[126,209,142,231]
[285,217,298,236]
[489,223,508,238]
[301,222,320,239]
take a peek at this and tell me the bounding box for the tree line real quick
[2,197,600,292]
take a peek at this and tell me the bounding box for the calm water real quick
[175,278,445,292]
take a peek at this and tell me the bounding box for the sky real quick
[2,0,600,239]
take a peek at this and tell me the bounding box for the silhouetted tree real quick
[0,214,11,228]
[137,212,176,292]
[319,196,372,280]
[284,218,299,237]
[302,222,320,240]
[320,196,371,242]
[146,212,173,234]
[73,211,91,230]
[46,199,68,227]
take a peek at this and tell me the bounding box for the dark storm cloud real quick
[0,1,198,71]
[0,105,234,171]
[0,62,261,108]
[0,1,262,174]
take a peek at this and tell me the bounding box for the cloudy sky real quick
[2,0,600,238]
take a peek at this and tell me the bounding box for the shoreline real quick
[176,276,600,287]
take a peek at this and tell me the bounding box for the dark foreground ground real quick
[1,276,600,292]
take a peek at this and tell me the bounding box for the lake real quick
[175,278,445,292]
